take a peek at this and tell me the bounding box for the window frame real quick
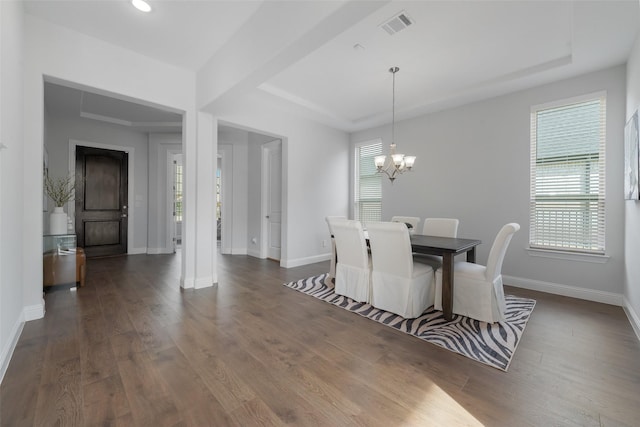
[529,91,607,256]
[353,139,383,223]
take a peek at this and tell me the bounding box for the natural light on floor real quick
[406,386,485,426]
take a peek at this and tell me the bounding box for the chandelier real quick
[374,66,416,182]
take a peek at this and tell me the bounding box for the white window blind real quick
[355,141,382,223]
[530,95,606,254]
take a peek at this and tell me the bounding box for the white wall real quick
[23,15,200,316]
[0,0,25,382]
[624,27,640,337]
[45,115,150,252]
[352,66,626,302]
[208,91,350,267]
[231,140,249,254]
[148,133,182,254]
[247,137,262,257]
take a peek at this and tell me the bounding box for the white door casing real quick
[261,140,282,260]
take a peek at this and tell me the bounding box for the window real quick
[354,140,382,222]
[174,161,183,222]
[530,94,606,254]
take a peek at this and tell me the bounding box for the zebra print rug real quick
[283,274,535,371]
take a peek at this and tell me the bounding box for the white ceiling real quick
[24,0,263,70]
[26,0,640,133]
[43,81,183,132]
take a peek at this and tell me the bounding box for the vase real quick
[49,207,68,235]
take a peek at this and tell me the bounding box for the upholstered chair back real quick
[422,218,459,238]
[485,223,520,281]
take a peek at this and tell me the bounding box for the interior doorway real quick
[217,124,285,262]
[44,79,185,281]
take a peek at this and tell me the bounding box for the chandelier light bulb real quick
[132,0,152,13]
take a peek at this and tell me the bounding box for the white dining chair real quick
[391,216,421,233]
[325,216,346,284]
[422,217,460,237]
[332,220,371,303]
[367,221,434,318]
[414,218,460,269]
[434,223,520,323]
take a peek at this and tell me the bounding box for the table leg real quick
[467,247,476,263]
[442,252,454,321]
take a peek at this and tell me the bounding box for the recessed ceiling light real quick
[132,0,152,13]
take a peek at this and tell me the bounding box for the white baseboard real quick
[0,313,25,384]
[503,275,623,306]
[282,253,331,269]
[147,247,173,255]
[230,247,247,255]
[181,276,195,289]
[623,296,640,342]
[194,276,214,289]
[24,301,45,321]
[179,274,212,289]
[128,247,147,255]
[247,248,262,258]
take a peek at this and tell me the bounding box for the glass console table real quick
[43,234,86,288]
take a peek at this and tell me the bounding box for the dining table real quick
[410,234,482,321]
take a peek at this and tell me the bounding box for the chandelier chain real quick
[391,67,396,145]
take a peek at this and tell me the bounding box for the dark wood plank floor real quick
[2,252,640,426]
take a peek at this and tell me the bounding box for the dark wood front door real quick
[75,146,128,258]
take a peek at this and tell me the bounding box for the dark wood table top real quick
[410,234,481,255]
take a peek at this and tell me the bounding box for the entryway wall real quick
[44,109,184,256]
[45,113,149,253]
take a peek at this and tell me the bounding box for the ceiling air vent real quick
[380,11,413,35]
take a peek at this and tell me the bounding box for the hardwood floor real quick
[2,252,640,426]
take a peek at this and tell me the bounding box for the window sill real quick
[526,248,610,264]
